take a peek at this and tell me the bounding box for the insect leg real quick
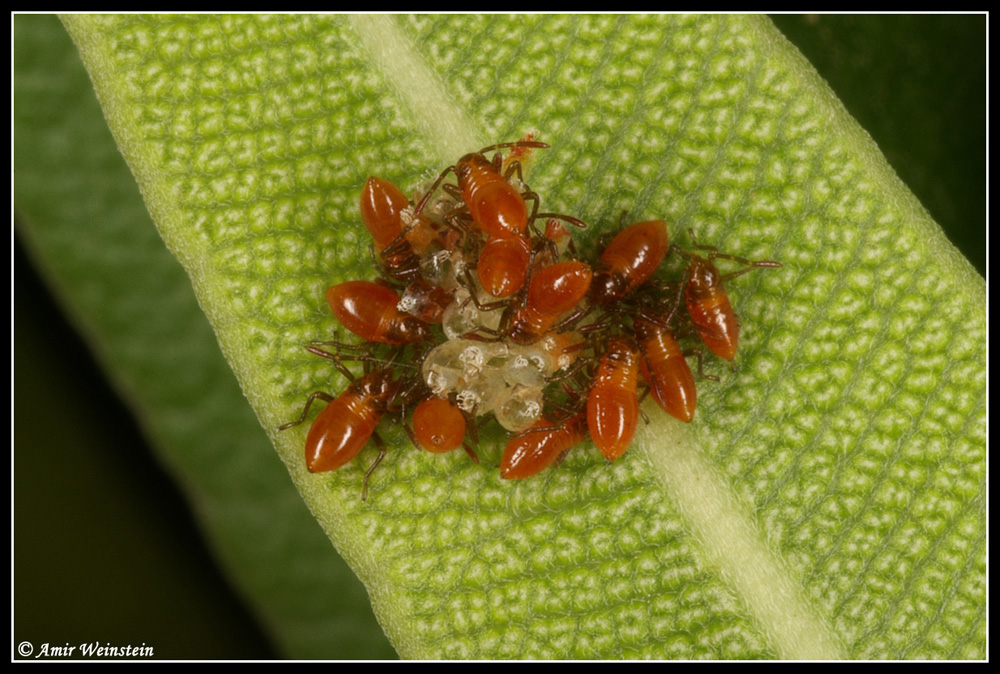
[361,432,388,503]
[278,391,336,430]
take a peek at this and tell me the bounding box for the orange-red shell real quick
[591,220,669,304]
[360,176,410,251]
[456,153,528,239]
[510,261,592,344]
[587,340,640,462]
[413,397,466,453]
[635,319,696,422]
[478,235,531,298]
[305,392,381,473]
[360,177,422,278]
[501,415,587,479]
[685,256,738,361]
[304,370,397,473]
[327,281,430,345]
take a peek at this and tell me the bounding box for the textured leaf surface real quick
[771,14,986,276]
[14,14,393,659]
[24,14,986,659]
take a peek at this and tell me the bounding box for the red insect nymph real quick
[590,219,669,305]
[327,281,431,345]
[587,339,640,462]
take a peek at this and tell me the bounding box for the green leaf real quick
[17,14,985,659]
[770,14,986,276]
[14,14,393,660]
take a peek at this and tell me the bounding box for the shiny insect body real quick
[586,339,640,462]
[501,414,587,479]
[302,370,397,474]
[410,396,480,464]
[415,141,549,298]
[683,255,738,360]
[477,235,532,298]
[360,176,423,281]
[415,141,548,240]
[509,261,593,345]
[554,219,669,334]
[676,235,781,361]
[590,219,670,305]
[416,141,590,299]
[327,281,431,345]
[455,151,534,240]
[634,317,697,423]
[280,363,406,501]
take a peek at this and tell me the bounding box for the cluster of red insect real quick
[281,140,780,500]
